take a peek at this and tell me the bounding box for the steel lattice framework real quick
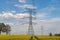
[27,0,36,35]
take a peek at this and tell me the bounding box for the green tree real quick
[5,24,11,34]
[49,32,52,36]
[2,24,11,34]
[0,23,6,34]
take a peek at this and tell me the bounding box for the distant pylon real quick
[41,25,43,35]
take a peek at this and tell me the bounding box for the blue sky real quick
[0,0,60,35]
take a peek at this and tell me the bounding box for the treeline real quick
[49,33,60,36]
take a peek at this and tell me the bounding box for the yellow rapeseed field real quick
[0,35,31,40]
[0,35,60,40]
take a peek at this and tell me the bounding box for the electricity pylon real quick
[27,9,34,35]
[27,0,36,35]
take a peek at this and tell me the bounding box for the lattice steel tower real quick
[27,0,36,35]
[27,9,34,35]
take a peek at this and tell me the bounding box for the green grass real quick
[0,35,60,40]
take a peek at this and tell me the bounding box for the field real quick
[0,35,60,40]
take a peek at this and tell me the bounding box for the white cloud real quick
[1,13,13,18]
[15,4,37,9]
[36,7,56,20]
[23,4,37,9]
[38,7,56,13]
[19,0,26,3]
[36,13,48,18]
[47,18,60,23]
[0,14,2,16]
[0,12,35,19]
[14,13,29,19]
[14,13,35,19]
[37,17,60,24]
[36,17,60,24]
